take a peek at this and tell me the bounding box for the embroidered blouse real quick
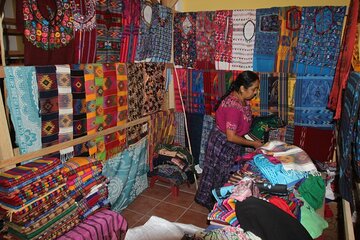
[216,94,252,137]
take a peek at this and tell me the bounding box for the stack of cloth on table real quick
[0,157,79,240]
[203,141,328,239]
[149,143,195,186]
[63,157,109,220]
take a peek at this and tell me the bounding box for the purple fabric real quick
[57,208,128,240]
[215,94,252,137]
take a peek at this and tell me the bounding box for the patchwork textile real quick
[198,115,215,169]
[174,12,197,68]
[151,4,173,62]
[339,72,360,203]
[293,6,346,75]
[174,112,186,147]
[4,66,41,155]
[276,7,301,73]
[70,65,89,156]
[56,65,74,162]
[35,66,59,149]
[231,9,256,70]
[253,8,280,72]
[294,75,334,129]
[58,208,128,240]
[120,0,141,62]
[72,0,97,63]
[214,10,233,70]
[135,0,156,61]
[195,11,216,69]
[103,138,148,213]
[96,0,123,63]
[328,0,359,119]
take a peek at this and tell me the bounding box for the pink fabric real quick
[216,94,252,137]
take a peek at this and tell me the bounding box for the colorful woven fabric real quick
[70,65,89,156]
[198,115,215,169]
[95,0,123,62]
[58,208,128,240]
[135,0,156,61]
[173,68,188,112]
[174,12,197,68]
[231,9,256,71]
[259,73,279,116]
[253,7,280,72]
[174,112,186,147]
[120,0,140,62]
[293,6,346,75]
[352,24,360,71]
[328,0,359,119]
[195,11,216,69]
[84,64,97,156]
[72,0,97,63]
[115,63,128,154]
[143,63,166,114]
[214,10,233,70]
[294,75,334,129]
[36,66,59,149]
[56,65,74,162]
[151,4,173,62]
[63,157,101,174]
[103,138,148,212]
[208,198,238,226]
[0,158,60,189]
[4,66,41,155]
[188,70,205,114]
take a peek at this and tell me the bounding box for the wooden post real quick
[0,88,14,163]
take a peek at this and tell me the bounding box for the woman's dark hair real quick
[214,71,259,111]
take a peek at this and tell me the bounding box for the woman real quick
[195,71,262,210]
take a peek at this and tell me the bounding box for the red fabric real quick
[293,126,335,163]
[268,196,296,218]
[327,0,359,119]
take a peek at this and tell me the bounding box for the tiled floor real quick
[121,179,210,229]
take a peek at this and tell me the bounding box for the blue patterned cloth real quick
[174,112,186,147]
[294,75,334,129]
[103,138,149,213]
[4,66,42,155]
[198,115,215,169]
[293,6,346,75]
[253,8,280,72]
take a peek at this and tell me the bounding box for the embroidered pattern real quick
[214,10,233,70]
[71,0,96,31]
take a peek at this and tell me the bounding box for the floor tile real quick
[121,209,144,228]
[126,195,160,215]
[177,209,209,229]
[141,183,172,200]
[188,201,210,215]
[164,191,195,208]
[132,215,151,228]
[148,202,187,222]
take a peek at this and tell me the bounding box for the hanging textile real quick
[198,115,215,169]
[278,73,290,124]
[4,66,42,155]
[174,112,186,147]
[293,126,335,163]
[293,6,346,75]
[35,66,59,150]
[16,0,75,65]
[70,65,89,156]
[135,0,157,62]
[72,0,97,63]
[287,75,296,125]
[186,113,204,165]
[214,10,233,70]
[148,110,176,170]
[203,70,212,115]
[188,70,205,114]
[96,0,123,63]
[103,138,148,213]
[352,24,360,71]
[253,7,280,72]
[120,0,141,62]
[328,0,359,119]
[231,9,256,71]
[84,64,97,156]
[174,12,197,68]
[56,65,74,162]
[259,73,279,116]
[195,11,216,69]
[276,6,301,73]
[173,68,188,112]
[294,75,333,129]
[339,72,360,204]
[150,4,173,62]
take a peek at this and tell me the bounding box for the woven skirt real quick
[195,126,244,210]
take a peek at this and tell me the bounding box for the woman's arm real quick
[226,129,263,148]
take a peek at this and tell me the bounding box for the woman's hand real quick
[252,140,263,149]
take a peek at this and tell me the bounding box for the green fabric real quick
[299,197,328,239]
[298,175,325,210]
[249,115,284,141]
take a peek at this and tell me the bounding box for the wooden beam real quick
[0,89,14,163]
[343,199,355,240]
[0,116,150,168]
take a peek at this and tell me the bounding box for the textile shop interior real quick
[0,0,359,239]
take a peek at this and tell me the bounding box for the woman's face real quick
[241,79,260,100]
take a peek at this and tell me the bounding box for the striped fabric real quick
[63,157,101,175]
[174,112,186,147]
[173,68,188,112]
[214,10,233,70]
[259,73,279,116]
[188,70,205,114]
[198,115,215,169]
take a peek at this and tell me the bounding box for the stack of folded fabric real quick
[63,157,109,220]
[0,158,79,239]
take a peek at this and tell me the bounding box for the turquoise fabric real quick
[103,138,149,213]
